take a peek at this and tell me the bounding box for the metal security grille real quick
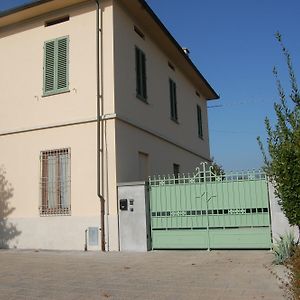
[149,163,272,250]
[40,148,71,216]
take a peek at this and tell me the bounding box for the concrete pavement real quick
[0,250,284,300]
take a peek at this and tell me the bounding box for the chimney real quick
[182,48,190,56]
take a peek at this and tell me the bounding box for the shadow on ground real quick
[0,166,20,248]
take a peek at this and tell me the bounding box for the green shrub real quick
[273,231,297,265]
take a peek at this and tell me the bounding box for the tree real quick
[210,157,225,177]
[257,32,300,232]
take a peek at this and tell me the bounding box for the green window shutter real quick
[141,51,147,99]
[173,81,177,120]
[135,47,141,96]
[169,79,178,121]
[43,36,69,96]
[57,37,69,91]
[197,105,203,138]
[169,79,174,118]
[44,40,56,94]
[135,47,147,100]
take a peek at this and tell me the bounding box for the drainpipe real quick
[95,0,106,252]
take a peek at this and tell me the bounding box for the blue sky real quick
[1,0,300,171]
[146,0,300,171]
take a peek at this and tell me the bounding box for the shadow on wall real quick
[0,167,21,249]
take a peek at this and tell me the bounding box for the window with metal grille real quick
[43,36,69,96]
[40,148,71,216]
[197,105,203,139]
[135,46,147,101]
[169,79,178,121]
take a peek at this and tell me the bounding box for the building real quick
[0,0,219,251]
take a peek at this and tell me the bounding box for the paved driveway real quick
[0,250,284,300]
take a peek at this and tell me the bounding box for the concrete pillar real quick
[268,183,299,241]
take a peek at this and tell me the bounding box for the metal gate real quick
[148,164,272,250]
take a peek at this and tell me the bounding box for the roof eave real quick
[0,0,89,28]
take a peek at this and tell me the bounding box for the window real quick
[135,47,147,101]
[169,79,178,121]
[43,36,69,96]
[197,105,203,139]
[173,163,180,177]
[45,16,70,27]
[40,148,71,216]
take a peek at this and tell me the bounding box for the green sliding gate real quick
[148,164,272,250]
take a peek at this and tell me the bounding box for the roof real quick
[0,0,219,100]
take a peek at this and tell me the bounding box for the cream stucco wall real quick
[113,1,210,168]
[116,120,208,183]
[0,0,116,134]
[0,2,96,133]
[0,1,119,251]
[1,120,118,250]
[0,123,100,250]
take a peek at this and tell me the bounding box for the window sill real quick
[136,94,148,104]
[39,207,71,216]
[42,89,70,98]
[171,118,179,125]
